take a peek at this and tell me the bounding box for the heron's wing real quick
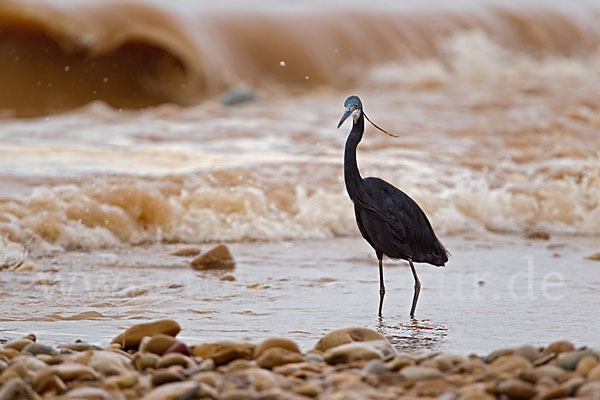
[359,177,447,262]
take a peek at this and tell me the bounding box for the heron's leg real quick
[378,257,385,317]
[409,259,421,318]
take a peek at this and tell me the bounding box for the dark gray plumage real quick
[337,95,448,318]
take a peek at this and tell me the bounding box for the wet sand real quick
[1,235,598,354]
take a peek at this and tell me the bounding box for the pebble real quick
[254,338,300,358]
[156,353,194,369]
[140,334,178,356]
[576,355,599,377]
[220,86,258,107]
[0,378,36,400]
[220,274,236,281]
[588,365,600,381]
[134,352,161,371]
[387,355,417,371]
[164,342,191,356]
[169,247,201,256]
[413,378,449,397]
[315,327,386,352]
[489,355,532,374]
[3,338,34,352]
[34,373,67,395]
[34,362,99,384]
[400,365,443,382]
[256,347,303,369]
[543,340,575,355]
[324,340,395,365]
[151,368,185,386]
[22,343,57,356]
[554,350,598,371]
[64,386,111,399]
[190,244,235,270]
[193,342,255,365]
[362,359,390,375]
[89,350,131,375]
[112,319,181,350]
[575,381,600,397]
[494,378,537,399]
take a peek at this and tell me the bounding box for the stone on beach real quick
[111,319,181,350]
[5,322,600,400]
[164,342,191,356]
[3,339,34,352]
[314,327,387,352]
[254,338,300,358]
[256,347,304,369]
[139,334,178,356]
[192,342,255,365]
[190,244,235,270]
[324,340,396,365]
[169,247,201,256]
[22,343,57,356]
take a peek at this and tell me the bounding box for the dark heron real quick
[337,95,448,318]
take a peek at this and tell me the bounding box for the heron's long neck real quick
[344,113,364,201]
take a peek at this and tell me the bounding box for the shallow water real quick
[1,235,599,354]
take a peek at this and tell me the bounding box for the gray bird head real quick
[337,95,362,128]
[337,95,398,137]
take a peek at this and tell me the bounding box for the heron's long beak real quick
[337,108,352,129]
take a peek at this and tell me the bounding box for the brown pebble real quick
[156,353,193,369]
[315,327,386,352]
[141,381,200,400]
[140,334,178,356]
[576,355,599,377]
[576,381,600,397]
[324,340,395,365]
[256,347,303,369]
[413,378,449,397]
[3,339,34,352]
[112,319,181,350]
[293,383,321,397]
[400,366,443,382]
[489,355,532,374]
[494,378,538,399]
[133,352,160,371]
[190,244,235,270]
[585,252,600,261]
[588,365,600,381]
[220,274,236,281]
[525,231,551,240]
[254,338,300,358]
[192,342,255,366]
[34,374,67,395]
[543,341,574,356]
[169,247,201,257]
[64,386,111,399]
[151,368,185,386]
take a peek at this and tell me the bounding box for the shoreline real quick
[1,319,599,399]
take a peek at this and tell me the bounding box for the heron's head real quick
[337,95,362,128]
